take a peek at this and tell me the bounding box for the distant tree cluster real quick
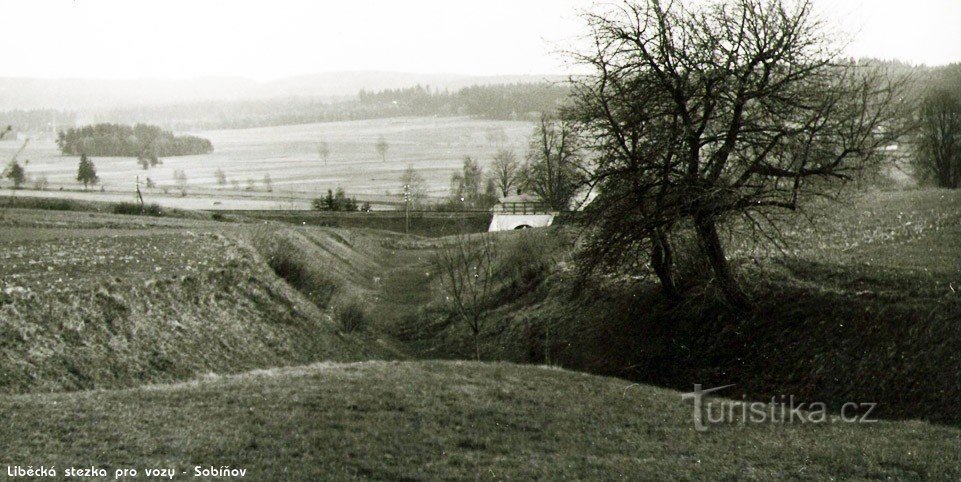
[441,157,499,210]
[312,188,361,211]
[56,124,213,162]
[358,83,571,120]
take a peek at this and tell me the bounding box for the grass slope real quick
[0,209,395,393]
[2,361,959,480]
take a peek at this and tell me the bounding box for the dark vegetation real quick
[0,195,220,222]
[113,202,164,217]
[912,63,961,188]
[231,210,491,237]
[336,299,371,334]
[312,187,363,212]
[56,123,213,159]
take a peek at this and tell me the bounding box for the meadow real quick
[0,117,533,209]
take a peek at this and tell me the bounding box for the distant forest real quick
[101,83,571,130]
[56,124,213,157]
[0,83,570,133]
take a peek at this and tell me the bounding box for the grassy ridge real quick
[0,214,394,394]
[2,361,959,480]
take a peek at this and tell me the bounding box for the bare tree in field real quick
[173,170,188,196]
[571,0,909,305]
[491,148,520,197]
[214,167,227,186]
[375,136,389,162]
[435,234,497,361]
[317,141,330,166]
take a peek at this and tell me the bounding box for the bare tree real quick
[173,170,188,196]
[317,141,330,166]
[375,136,389,162]
[571,0,908,305]
[524,114,587,211]
[214,167,227,186]
[913,77,961,188]
[435,234,497,361]
[491,148,519,197]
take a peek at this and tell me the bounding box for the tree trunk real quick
[694,215,747,307]
[473,328,481,361]
[651,228,679,300]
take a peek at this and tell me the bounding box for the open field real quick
[0,117,533,209]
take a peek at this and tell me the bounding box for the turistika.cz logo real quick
[681,384,878,432]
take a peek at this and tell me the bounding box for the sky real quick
[2,0,959,81]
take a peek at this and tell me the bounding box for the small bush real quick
[113,202,164,217]
[336,299,370,333]
[113,202,141,215]
[143,203,164,216]
[30,198,75,211]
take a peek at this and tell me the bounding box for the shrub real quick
[30,198,75,211]
[113,202,142,215]
[336,298,370,333]
[142,203,164,216]
[494,230,562,296]
[113,202,164,217]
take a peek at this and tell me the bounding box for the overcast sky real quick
[3,0,959,80]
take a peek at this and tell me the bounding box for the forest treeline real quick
[1,83,570,132]
[56,124,213,157]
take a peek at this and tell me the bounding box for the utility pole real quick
[135,176,145,213]
[403,183,411,234]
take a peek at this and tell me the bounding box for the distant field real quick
[0,117,533,207]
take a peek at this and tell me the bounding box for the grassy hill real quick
[3,361,960,480]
